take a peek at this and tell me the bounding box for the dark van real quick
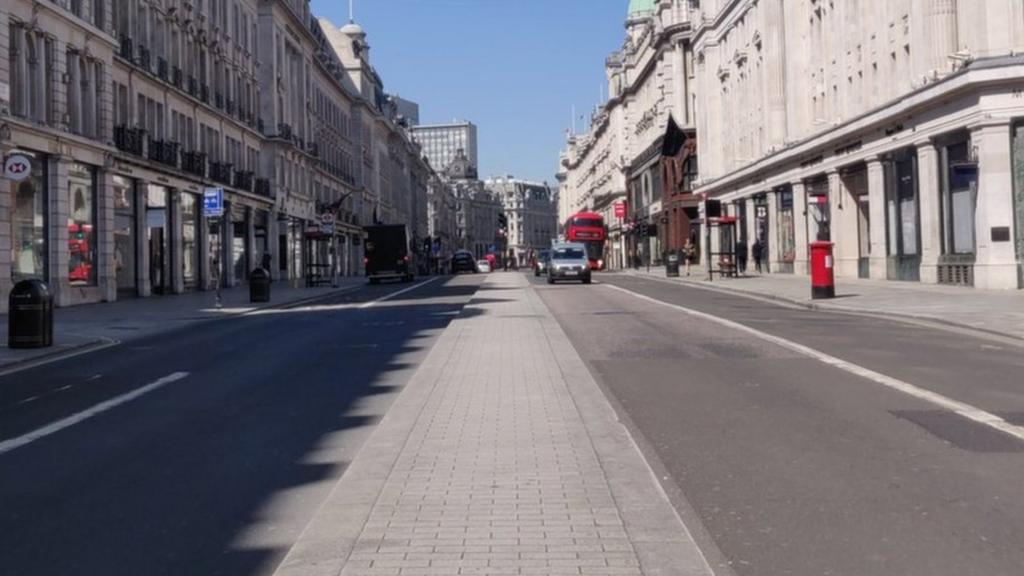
[364,225,414,284]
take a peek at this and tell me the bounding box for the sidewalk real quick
[0,278,365,371]
[273,273,712,576]
[624,266,1024,341]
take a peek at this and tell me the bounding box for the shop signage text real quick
[614,202,626,219]
[204,188,225,218]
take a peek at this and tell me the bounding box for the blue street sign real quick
[204,188,224,218]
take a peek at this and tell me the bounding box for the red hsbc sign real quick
[4,154,31,182]
[614,202,626,219]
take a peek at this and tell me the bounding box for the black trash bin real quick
[8,279,54,349]
[250,268,271,303]
[666,252,681,278]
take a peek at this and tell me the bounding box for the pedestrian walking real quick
[735,242,748,275]
[752,239,764,274]
[683,240,696,276]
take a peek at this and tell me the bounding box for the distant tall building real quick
[391,96,420,126]
[411,121,479,175]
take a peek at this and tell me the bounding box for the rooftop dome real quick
[628,0,655,16]
[340,20,364,36]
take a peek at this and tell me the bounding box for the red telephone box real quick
[810,241,835,299]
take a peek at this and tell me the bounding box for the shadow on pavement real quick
[0,276,485,576]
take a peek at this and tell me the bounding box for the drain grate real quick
[892,410,1024,453]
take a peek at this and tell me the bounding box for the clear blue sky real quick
[310,0,628,185]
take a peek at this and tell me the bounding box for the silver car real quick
[547,243,592,284]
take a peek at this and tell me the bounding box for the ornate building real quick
[695,0,1024,289]
[559,0,698,269]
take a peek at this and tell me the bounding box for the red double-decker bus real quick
[564,212,606,270]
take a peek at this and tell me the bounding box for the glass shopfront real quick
[806,176,831,242]
[68,162,98,287]
[113,175,137,294]
[181,193,200,290]
[208,218,223,289]
[254,210,269,270]
[233,219,248,284]
[776,187,796,273]
[10,152,48,283]
[884,149,921,281]
[147,185,170,294]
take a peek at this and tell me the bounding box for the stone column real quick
[767,189,781,272]
[0,143,12,313]
[916,140,942,284]
[199,210,211,291]
[763,0,788,148]
[138,182,151,297]
[268,210,281,281]
[831,170,860,278]
[971,121,1019,289]
[792,181,809,275]
[222,201,235,287]
[170,189,184,294]
[866,156,888,279]
[51,157,70,307]
[97,168,116,302]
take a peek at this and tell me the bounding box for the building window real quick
[10,153,49,283]
[182,193,200,289]
[940,140,977,255]
[68,162,98,287]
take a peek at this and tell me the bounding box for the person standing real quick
[735,241,748,275]
[683,240,697,276]
[752,239,764,274]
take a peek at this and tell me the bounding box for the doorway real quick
[113,176,138,295]
[146,185,170,294]
[884,150,921,282]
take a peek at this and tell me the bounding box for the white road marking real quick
[358,278,440,309]
[55,385,73,392]
[17,396,40,406]
[0,372,190,456]
[605,284,1024,444]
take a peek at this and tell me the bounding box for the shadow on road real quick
[0,276,486,576]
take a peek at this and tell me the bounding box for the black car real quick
[451,251,477,274]
[533,249,551,277]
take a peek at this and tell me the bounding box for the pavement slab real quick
[273,272,712,576]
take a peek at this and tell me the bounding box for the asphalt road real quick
[0,275,484,576]
[532,272,1024,576]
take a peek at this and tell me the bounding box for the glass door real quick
[113,176,137,295]
[884,150,921,281]
[146,185,170,294]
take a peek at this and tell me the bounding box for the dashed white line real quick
[605,283,1024,444]
[0,372,190,456]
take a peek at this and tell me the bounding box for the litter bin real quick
[666,252,681,278]
[8,279,54,349]
[250,268,271,303]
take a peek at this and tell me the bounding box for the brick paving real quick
[275,273,710,576]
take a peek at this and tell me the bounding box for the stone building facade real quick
[559,0,698,270]
[694,0,1024,289]
[1,0,440,312]
[486,176,557,264]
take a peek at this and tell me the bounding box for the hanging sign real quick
[4,154,32,181]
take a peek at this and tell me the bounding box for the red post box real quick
[810,241,835,299]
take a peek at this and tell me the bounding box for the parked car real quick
[452,250,477,274]
[533,249,552,277]
[476,260,493,273]
[547,243,592,285]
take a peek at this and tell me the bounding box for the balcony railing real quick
[138,46,151,71]
[200,84,210,103]
[188,76,198,97]
[215,92,224,109]
[209,161,234,186]
[157,57,169,81]
[181,151,207,178]
[257,118,265,134]
[277,123,293,140]
[255,178,272,197]
[147,139,180,168]
[226,99,235,116]
[172,66,183,88]
[119,35,133,61]
[234,170,254,192]
[114,125,146,156]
